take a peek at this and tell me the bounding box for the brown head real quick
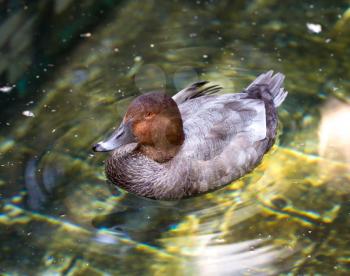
[93,92,184,162]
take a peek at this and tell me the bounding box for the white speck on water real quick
[114,48,119,52]
[306,23,322,33]
[0,86,14,93]
[51,109,56,112]
[80,32,92,38]
[74,134,78,138]
[189,32,197,38]
[52,129,56,133]
[203,54,208,58]
[134,56,142,62]
[325,38,331,43]
[150,43,155,48]
[22,110,35,117]
[95,232,118,245]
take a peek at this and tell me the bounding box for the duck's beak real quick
[92,122,136,152]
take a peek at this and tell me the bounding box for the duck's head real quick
[93,92,184,162]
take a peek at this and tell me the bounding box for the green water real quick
[1,1,350,275]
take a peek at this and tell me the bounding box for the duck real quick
[93,71,288,200]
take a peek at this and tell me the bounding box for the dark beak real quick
[92,122,136,152]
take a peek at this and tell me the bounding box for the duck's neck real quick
[138,143,183,163]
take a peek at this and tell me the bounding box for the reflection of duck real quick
[93,71,287,199]
[92,193,183,245]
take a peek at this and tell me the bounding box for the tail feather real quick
[245,70,288,107]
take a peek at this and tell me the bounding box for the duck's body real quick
[94,71,287,200]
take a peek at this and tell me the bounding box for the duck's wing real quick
[178,94,267,161]
[172,81,223,105]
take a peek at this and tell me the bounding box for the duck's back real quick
[178,94,268,161]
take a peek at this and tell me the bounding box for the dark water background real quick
[1,1,350,275]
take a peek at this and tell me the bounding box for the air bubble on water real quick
[22,110,35,117]
[0,86,14,93]
[306,23,322,33]
[80,32,92,38]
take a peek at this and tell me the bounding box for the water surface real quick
[1,1,350,275]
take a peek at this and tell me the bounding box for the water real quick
[1,1,350,275]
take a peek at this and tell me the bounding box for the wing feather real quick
[178,94,266,161]
[172,81,223,105]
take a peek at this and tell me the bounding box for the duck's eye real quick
[145,112,154,119]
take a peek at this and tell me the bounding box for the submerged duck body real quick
[93,71,288,199]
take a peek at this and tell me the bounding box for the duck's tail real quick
[245,70,288,107]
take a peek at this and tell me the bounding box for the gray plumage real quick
[106,71,288,199]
